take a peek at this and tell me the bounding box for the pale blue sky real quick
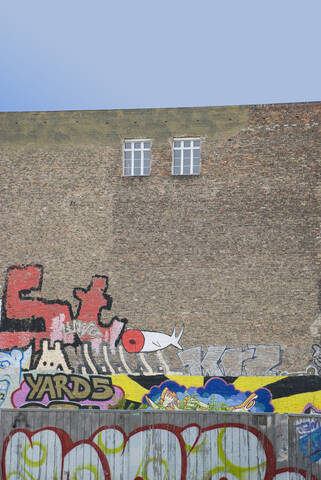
[0,0,320,112]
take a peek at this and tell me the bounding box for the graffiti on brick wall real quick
[2,423,316,479]
[0,264,284,381]
[4,373,321,412]
[0,264,319,411]
[11,373,124,410]
[178,344,283,376]
[142,378,273,412]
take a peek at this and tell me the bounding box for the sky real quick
[0,0,320,112]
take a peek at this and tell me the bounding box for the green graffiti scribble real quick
[22,442,47,468]
[135,436,151,478]
[201,428,267,480]
[7,472,33,480]
[97,431,124,454]
[72,464,99,480]
[185,433,207,453]
[141,457,169,480]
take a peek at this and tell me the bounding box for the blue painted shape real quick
[300,426,321,463]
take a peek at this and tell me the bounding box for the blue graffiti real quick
[143,377,274,412]
[299,426,321,463]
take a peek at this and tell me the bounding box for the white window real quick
[172,139,201,175]
[123,140,151,176]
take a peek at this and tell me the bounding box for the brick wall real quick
[0,102,320,377]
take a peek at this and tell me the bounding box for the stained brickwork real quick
[0,102,320,374]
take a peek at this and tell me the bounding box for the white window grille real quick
[123,140,151,176]
[172,139,201,175]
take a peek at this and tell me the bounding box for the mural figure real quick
[121,326,184,353]
[143,378,273,413]
[0,346,32,407]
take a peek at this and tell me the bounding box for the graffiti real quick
[122,326,184,353]
[2,368,321,412]
[296,418,321,464]
[2,423,316,479]
[0,264,187,378]
[0,345,32,407]
[0,264,128,351]
[178,343,282,376]
[299,427,321,463]
[296,418,321,437]
[33,339,73,373]
[311,344,321,374]
[0,264,286,381]
[0,263,320,413]
[303,403,321,415]
[12,373,124,410]
[64,319,102,338]
[142,378,274,412]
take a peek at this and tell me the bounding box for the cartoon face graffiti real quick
[0,348,25,406]
[0,348,23,382]
[122,327,184,353]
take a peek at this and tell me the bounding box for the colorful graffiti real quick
[2,423,316,479]
[142,378,273,413]
[0,264,286,381]
[5,373,321,413]
[296,418,321,464]
[0,264,320,412]
[11,373,124,410]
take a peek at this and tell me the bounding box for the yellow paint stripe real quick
[110,374,148,403]
[272,391,321,414]
[233,376,287,392]
[167,375,204,388]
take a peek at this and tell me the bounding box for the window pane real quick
[143,167,150,176]
[193,148,200,158]
[124,159,131,169]
[173,165,180,175]
[193,164,201,174]
[173,157,180,167]
[124,167,131,176]
[124,151,131,160]
[134,142,141,149]
[134,150,141,160]
[183,140,191,147]
[144,158,150,170]
[124,142,132,149]
[143,142,150,149]
[134,157,140,168]
[173,141,181,148]
[183,149,191,160]
[144,150,150,160]
[183,165,190,174]
[134,167,141,176]
[174,150,180,160]
[193,140,200,147]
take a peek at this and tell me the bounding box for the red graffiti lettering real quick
[74,276,111,324]
[0,265,126,351]
[4,265,71,328]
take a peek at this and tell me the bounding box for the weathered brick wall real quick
[0,102,320,381]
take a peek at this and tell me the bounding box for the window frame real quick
[172,138,201,176]
[123,139,151,177]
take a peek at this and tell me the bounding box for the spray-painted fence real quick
[0,410,320,479]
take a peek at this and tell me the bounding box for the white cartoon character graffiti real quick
[122,327,184,353]
[34,339,73,373]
